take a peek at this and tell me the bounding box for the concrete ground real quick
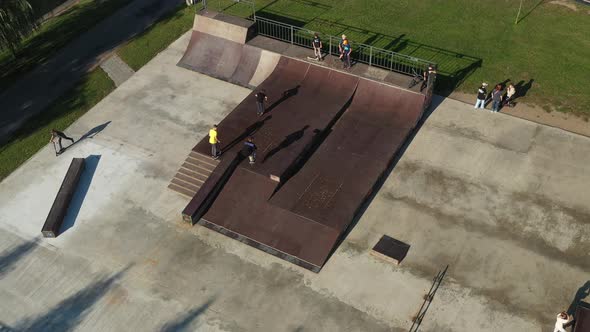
[1,31,589,332]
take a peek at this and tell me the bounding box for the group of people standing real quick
[310,33,352,69]
[475,82,516,113]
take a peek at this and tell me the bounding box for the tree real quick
[0,0,37,58]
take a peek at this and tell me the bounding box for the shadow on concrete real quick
[263,125,309,163]
[221,116,272,154]
[0,237,40,278]
[60,154,101,235]
[159,296,217,332]
[79,121,111,141]
[568,280,590,316]
[14,264,132,332]
[55,121,111,156]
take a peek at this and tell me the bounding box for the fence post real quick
[369,47,373,67]
[329,36,332,56]
[290,26,294,44]
[389,53,394,71]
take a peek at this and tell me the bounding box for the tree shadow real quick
[264,85,301,114]
[159,296,218,332]
[0,237,40,278]
[220,116,272,154]
[59,154,101,235]
[516,0,545,24]
[568,280,590,316]
[256,0,332,27]
[0,1,186,143]
[14,264,132,332]
[263,125,309,163]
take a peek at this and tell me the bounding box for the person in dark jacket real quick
[255,89,268,116]
[474,83,488,110]
[241,137,257,164]
[491,84,504,113]
[49,129,74,155]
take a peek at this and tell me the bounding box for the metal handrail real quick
[255,16,434,77]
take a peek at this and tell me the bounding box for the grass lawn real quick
[117,5,195,71]
[0,0,130,92]
[0,68,115,181]
[210,0,590,115]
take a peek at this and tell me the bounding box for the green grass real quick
[117,5,195,71]
[0,68,115,181]
[210,0,590,115]
[0,0,130,92]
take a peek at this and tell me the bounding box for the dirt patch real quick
[549,0,579,11]
[448,91,590,138]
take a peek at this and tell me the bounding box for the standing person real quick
[49,129,75,156]
[312,33,323,61]
[504,83,516,107]
[209,124,221,159]
[241,137,257,164]
[491,84,503,113]
[340,40,352,69]
[421,64,437,91]
[255,89,268,116]
[553,311,572,332]
[338,34,347,56]
[474,83,488,110]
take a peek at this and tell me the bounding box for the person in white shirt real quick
[554,311,572,332]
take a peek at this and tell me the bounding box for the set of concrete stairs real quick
[168,151,219,197]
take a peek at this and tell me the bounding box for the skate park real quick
[0,8,589,332]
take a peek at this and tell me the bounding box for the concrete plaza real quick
[0,32,588,331]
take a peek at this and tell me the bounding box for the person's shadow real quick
[59,121,112,154]
[263,125,309,163]
[220,116,272,154]
[568,280,590,316]
[514,79,535,99]
[264,85,300,114]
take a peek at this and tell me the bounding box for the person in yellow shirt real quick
[209,124,221,159]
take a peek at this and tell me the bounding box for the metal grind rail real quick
[409,265,449,332]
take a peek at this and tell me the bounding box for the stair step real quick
[185,155,217,170]
[177,167,209,182]
[175,172,204,186]
[189,151,220,166]
[171,178,201,193]
[181,161,214,175]
[168,183,196,197]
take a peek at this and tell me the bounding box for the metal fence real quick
[255,16,433,77]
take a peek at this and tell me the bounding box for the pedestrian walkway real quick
[0,0,184,144]
[99,54,135,87]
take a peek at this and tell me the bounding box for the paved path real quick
[0,0,184,144]
[99,54,135,87]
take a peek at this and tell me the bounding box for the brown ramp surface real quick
[191,57,310,158]
[178,31,263,88]
[201,167,340,271]
[270,79,425,232]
